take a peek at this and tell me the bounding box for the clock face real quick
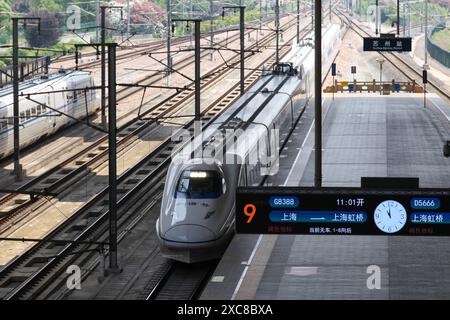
[374,200,407,234]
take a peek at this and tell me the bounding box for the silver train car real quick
[0,70,97,159]
[157,25,341,263]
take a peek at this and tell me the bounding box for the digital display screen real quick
[236,187,450,236]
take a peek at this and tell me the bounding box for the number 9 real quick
[244,204,256,224]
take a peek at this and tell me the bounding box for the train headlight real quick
[190,171,208,178]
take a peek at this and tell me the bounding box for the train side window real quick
[7,117,13,126]
[0,119,6,130]
[31,107,37,116]
[37,105,42,114]
[25,109,31,120]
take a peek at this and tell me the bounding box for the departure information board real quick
[236,187,450,236]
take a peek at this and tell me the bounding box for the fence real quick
[427,23,450,68]
[323,79,423,94]
[0,56,50,88]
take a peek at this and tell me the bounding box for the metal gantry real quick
[172,18,203,120]
[222,5,246,96]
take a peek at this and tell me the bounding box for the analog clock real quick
[374,200,407,234]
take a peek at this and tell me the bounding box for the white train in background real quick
[156,24,342,263]
[0,70,97,159]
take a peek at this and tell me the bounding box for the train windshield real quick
[175,170,222,199]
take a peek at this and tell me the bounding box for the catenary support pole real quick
[12,17,40,180]
[314,0,322,187]
[275,0,280,64]
[12,18,20,180]
[195,19,201,120]
[210,0,214,61]
[100,4,107,128]
[297,0,300,44]
[240,6,245,95]
[167,0,173,82]
[108,43,119,272]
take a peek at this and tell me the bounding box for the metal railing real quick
[427,23,450,68]
[324,79,424,94]
[0,56,49,87]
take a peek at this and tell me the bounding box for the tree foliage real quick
[23,9,64,47]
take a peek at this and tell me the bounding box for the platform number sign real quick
[423,70,428,84]
[331,63,336,77]
[236,187,450,236]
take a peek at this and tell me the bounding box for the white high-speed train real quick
[0,70,97,159]
[156,24,341,263]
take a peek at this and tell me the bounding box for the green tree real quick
[29,0,61,12]
[23,9,64,47]
[0,0,12,44]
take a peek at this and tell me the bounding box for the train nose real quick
[164,224,215,243]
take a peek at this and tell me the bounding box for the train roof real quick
[0,70,92,110]
[0,70,91,98]
[172,23,341,167]
[173,73,303,165]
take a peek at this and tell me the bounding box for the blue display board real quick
[236,187,450,235]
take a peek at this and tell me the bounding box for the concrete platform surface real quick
[201,93,450,300]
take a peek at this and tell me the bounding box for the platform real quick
[201,93,450,300]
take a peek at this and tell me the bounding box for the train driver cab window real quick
[175,170,224,199]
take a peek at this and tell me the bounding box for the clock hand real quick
[387,203,391,219]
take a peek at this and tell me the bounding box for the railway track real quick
[0,17,308,300]
[142,22,341,302]
[53,18,283,70]
[0,16,299,228]
[146,261,217,300]
[336,8,450,102]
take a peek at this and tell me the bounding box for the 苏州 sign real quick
[363,37,412,52]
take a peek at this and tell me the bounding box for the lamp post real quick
[376,57,385,95]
